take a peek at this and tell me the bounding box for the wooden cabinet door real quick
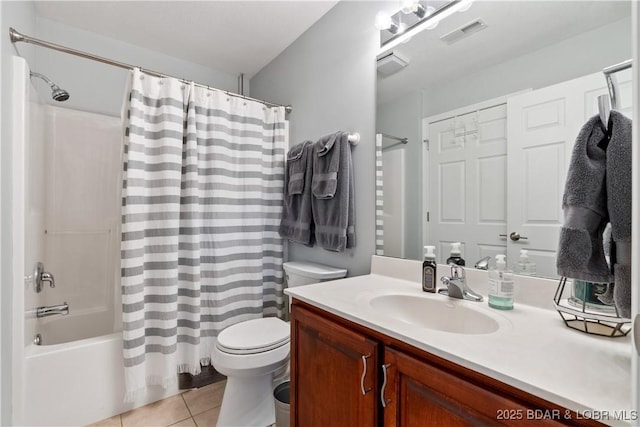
[382,348,566,427]
[291,305,379,427]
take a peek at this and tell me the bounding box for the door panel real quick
[428,105,507,264]
[426,72,631,275]
[507,70,632,277]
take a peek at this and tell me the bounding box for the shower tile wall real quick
[42,106,122,338]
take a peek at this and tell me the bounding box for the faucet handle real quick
[33,262,55,293]
[41,271,55,288]
[474,256,491,270]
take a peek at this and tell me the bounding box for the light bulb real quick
[375,10,393,30]
[424,5,435,17]
[458,0,474,12]
[400,0,419,14]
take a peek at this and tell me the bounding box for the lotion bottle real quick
[422,246,437,293]
[446,242,465,266]
[488,254,514,310]
[515,249,536,276]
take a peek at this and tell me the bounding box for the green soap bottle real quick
[488,254,514,310]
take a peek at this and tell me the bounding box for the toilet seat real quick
[216,317,290,355]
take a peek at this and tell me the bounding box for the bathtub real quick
[11,72,181,426]
[23,316,180,426]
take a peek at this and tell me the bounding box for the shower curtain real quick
[121,68,286,399]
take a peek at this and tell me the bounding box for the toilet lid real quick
[217,317,290,355]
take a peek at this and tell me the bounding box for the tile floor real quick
[88,381,226,427]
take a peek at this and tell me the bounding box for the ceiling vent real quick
[440,19,487,45]
[377,51,409,77]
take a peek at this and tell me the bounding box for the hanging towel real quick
[556,115,612,283]
[312,132,341,198]
[279,141,315,245]
[312,131,356,251]
[605,110,632,318]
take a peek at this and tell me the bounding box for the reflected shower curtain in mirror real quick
[121,68,286,399]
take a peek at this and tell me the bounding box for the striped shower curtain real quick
[121,68,287,399]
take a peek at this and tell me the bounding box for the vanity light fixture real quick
[375,10,406,35]
[378,0,475,53]
[401,0,435,20]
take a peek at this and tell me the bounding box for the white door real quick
[507,71,632,277]
[427,104,508,264]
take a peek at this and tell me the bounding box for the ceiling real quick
[34,1,339,79]
[377,1,631,104]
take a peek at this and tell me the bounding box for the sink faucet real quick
[474,256,491,270]
[438,265,483,302]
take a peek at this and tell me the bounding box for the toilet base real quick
[216,375,276,427]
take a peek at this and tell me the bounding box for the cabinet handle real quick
[380,363,391,408]
[360,354,372,395]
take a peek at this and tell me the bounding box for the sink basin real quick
[369,294,504,335]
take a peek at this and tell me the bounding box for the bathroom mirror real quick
[375,0,632,278]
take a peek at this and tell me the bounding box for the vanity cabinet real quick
[290,301,603,427]
[291,302,380,426]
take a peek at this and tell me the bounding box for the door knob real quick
[509,232,528,242]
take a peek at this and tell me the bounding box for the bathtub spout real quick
[35,302,69,318]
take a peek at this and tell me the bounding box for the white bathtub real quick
[23,321,180,426]
[11,69,180,426]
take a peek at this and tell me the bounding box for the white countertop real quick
[285,256,633,426]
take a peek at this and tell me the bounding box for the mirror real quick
[375,0,632,278]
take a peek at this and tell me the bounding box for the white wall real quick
[1,11,243,425]
[250,1,379,276]
[376,91,423,260]
[34,17,240,117]
[421,17,631,117]
[1,3,37,424]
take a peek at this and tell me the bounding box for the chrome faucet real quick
[474,256,491,270]
[438,265,483,302]
[34,302,69,318]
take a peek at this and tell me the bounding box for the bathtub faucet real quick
[35,302,69,318]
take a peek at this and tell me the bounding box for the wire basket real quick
[553,277,631,337]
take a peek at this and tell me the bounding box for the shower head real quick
[30,72,70,102]
[51,86,70,102]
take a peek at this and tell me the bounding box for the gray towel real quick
[287,142,308,195]
[279,141,314,245]
[557,115,612,283]
[312,131,356,251]
[606,111,632,318]
[312,132,340,199]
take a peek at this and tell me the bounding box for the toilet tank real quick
[283,261,347,288]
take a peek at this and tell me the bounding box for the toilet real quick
[211,261,347,427]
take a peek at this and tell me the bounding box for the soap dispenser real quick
[488,254,514,310]
[446,242,465,266]
[515,249,536,276]
[422,246,437,293]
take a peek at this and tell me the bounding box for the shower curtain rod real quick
[9,27,293,114]
[379,132,409,144]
